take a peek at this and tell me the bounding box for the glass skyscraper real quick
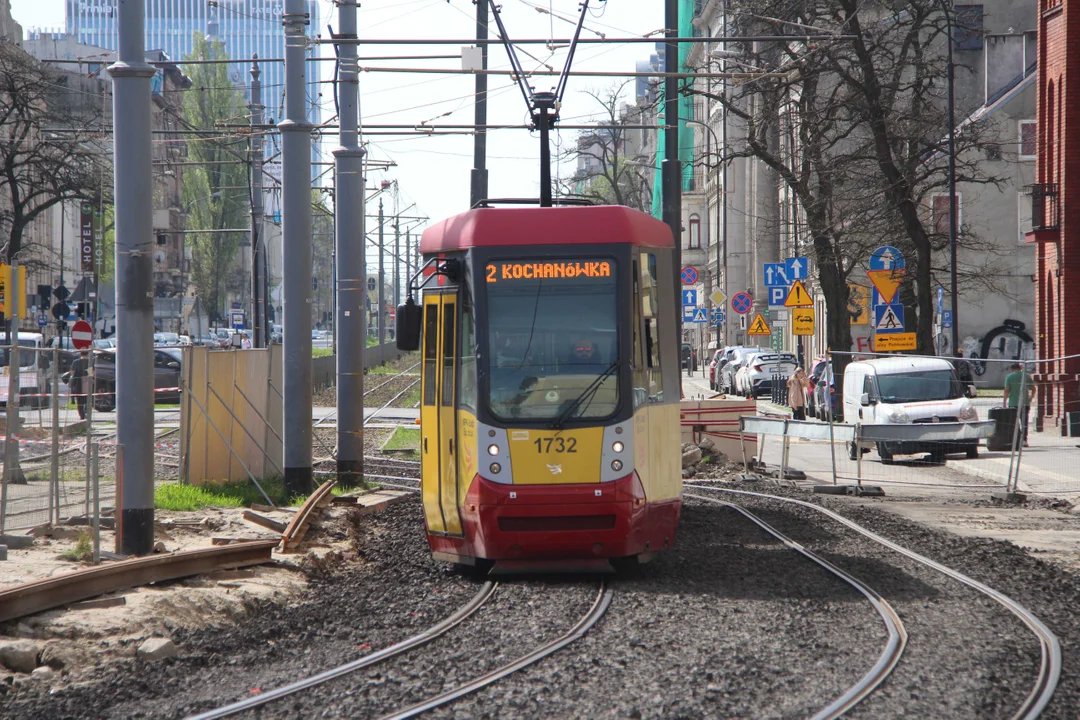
[66,0,320,125]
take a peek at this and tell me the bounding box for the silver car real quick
[741,352,798,399]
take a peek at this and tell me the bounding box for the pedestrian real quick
[65,350,90,420]
[1002,362,1035,447]
[241,332,252,350]
[953,351,974,393]
[787,367,810,421]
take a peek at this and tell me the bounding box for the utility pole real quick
[250,56,265,347]
[393,217,400,308]
[108,0,156,555]
[470,0,489,207]
[377,198,385,346]
[280,0,314,495]
[944,1,959,354]
[333,0,365,485]
[663,0,682,351]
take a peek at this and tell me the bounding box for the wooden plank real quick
[241,510,288,533]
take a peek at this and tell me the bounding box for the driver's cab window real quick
[639,252,663,398]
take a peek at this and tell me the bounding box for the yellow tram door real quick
[420,293,463,536]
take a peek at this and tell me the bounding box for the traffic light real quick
[312,276,318,291]
[38,285,51,309]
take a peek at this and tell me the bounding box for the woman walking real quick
[787,367,810,421]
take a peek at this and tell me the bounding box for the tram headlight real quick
[610,459,623,472]
[487,444,500,456]
[489,462,502,475]
[612,441,624,453]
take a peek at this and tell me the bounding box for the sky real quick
[10,0,666,228]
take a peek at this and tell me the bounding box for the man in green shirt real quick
[1002,363,1035,446]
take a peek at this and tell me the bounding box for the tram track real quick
[685,483,1062,719]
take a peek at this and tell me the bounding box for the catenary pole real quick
[281,0,314,495]
[470,0,489,208]
[334,0,365,485]
[944,1,959,353]
[108,0,156,555]
[250,56,265,347]
[377,197,385,346]
[663,0,682,367]
[393,217,400,308]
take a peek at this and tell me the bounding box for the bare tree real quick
[0,40,106,265]
[560,82,652,210]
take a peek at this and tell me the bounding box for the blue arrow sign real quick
[682,289,698,307]
[692,307,709,324]
[682,305,696,321]
[874,303,905,333]
[768,286,788,307]
[869,245,905,271]
[763,262,789,287]
[786,257,808,280]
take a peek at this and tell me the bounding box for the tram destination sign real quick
[486,259,614,283]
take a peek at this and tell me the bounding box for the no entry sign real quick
[71,320,94,350]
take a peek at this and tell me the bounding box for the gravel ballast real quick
[2,481,1078,718]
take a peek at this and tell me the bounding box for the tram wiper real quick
[549,360,619,430]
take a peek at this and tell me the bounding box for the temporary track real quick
[684,493,906,720]
[685,484,1062,720]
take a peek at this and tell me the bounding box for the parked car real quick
[806,359,829,416]
[740,352,798,399]
[842,357,980,463]
[812,362,836,420]
[719,347,757,394]
[270,324,284,344]
[91,348,183,412]
[681,343,698,372]
[93,338,116,350]
[214,329,232,347]
[708,349,725,390]
[178,335,192,346]
[733,352,760,397]
[1,333,51,408]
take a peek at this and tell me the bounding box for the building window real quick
[953,5,984,51]
[157,233,167,246]
[688,213,701,249]
[931,194,962,235]
[1019,120,1036,160]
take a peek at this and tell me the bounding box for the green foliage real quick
[182,34,251,324]
[313,347,333,358]
[155,477,289,510]
[383,426,420,451]
[59,530,93,562]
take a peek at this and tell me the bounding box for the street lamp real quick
[683,115,723,348]
[941,0,960,355]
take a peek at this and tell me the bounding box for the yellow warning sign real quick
[867,269,905,305]
[848,284,870,325]
[792,307,815,335]
[784,279,814,307]
[747,313,771,336]
[873,332,916,352]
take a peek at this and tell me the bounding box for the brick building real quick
[1028,0,1080,430]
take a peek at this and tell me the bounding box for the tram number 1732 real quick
[534,437,577,453]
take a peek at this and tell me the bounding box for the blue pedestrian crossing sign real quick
[874,303,905,333]
[786,257,808,280]
[692,307,709,324]
[768,286,787,306]
[682,289,698,307]
[763,263,789,287]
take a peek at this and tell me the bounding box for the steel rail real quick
[185,581,499,720]
[279,479,337,552]
[379,581,613,720]
[364,455,421,466]
[685,484,1062,720]
[685,494,906,720]
[0,541,277,623]
[363,378,421,429]
[311,362,422,431]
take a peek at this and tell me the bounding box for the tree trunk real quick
[914,242,934,354]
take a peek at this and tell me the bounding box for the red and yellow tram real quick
[397,203,682,571]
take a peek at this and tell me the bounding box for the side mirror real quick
[860,392,871,407]
[395,297,422,351]
[168,361,181,370]
[967,385,978,398]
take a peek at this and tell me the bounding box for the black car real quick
[681,343,698,372]
[82,348,182,412]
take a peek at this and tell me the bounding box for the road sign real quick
[232,311,245,330]
[748,313,771,336]
[37,313,47,328]
[51,302,70,320]
[692,307,708,324]
[874,304,905,333]
[71,320,94,349]
[867,269,905,305]
[682,289,698,307]
[869,245,905,271]
[873,332,916,352]
[731,292,753,315]
[768,286,788,307]
[942,310,953,328]
[682,305,696,321]
[783,280,813,307]
[739,314,747,330]
[710,289,726,306]
[786,257,808,280]
[792,307,815,336]
[848,284,870,325]
[710,308,726,325]
[53,284,71,301]
[681,266,699,285]
[763,262,789,287]
[936,286,945,315]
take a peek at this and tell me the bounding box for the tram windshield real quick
[484,258,619,422]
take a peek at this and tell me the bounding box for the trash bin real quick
[987,406,1019,451]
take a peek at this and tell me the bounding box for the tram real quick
[396,203,682,571]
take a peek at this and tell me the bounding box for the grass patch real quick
[383,426,420,451]
[402,388,422,407]
[313,347,333,358]
[155,476,289,511]
[978,387,1004,397]
[369,364,402,375]
[58,530,93,562]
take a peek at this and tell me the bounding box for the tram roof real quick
[419,205,674,254]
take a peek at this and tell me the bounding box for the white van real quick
[843,357,979,463]
[1,332,51,408]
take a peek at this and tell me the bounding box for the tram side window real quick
[442,302,456,407]
[423,303,438,406]
[459,297,477,409]
[640,252,663,397]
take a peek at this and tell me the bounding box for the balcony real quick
[1027,183,1059,234]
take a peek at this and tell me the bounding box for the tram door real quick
[420,292,463,536]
